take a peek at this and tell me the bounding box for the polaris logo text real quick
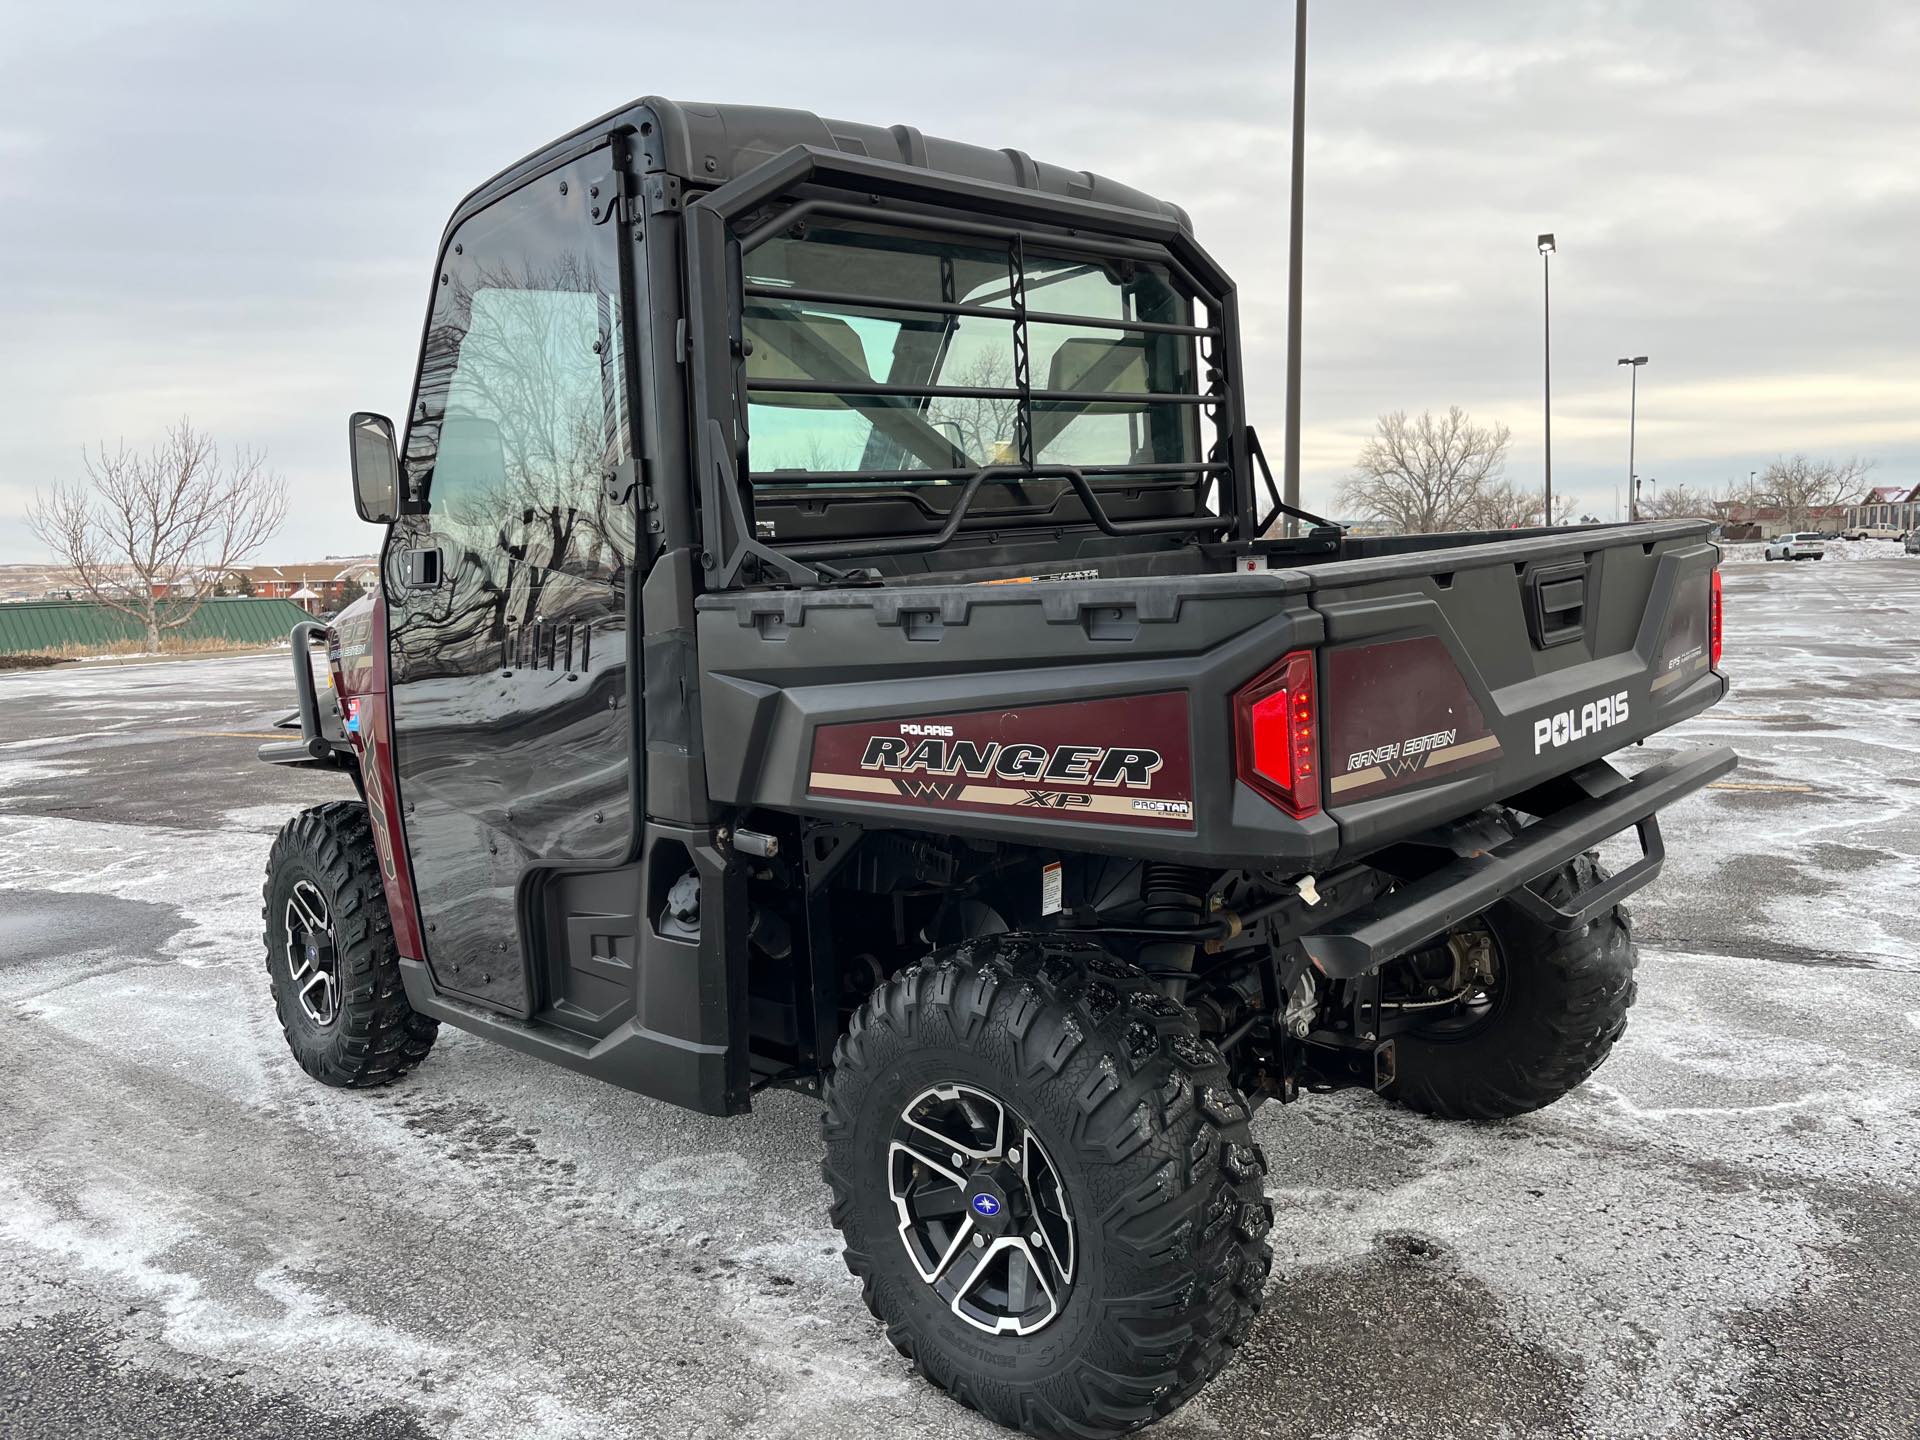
[1534,691,1631,754]
[860,735,1163,789]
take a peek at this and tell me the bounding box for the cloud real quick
[0,0,1915,557]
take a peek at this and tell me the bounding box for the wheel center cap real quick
[967,1179,1013,1233]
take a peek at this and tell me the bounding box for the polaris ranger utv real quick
[261,97,1733,1436]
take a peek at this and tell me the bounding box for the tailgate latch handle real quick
[1525,560,1587,648]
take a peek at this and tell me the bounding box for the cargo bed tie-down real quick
[1300,746,1737,978]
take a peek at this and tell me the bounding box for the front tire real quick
[1382,853,1635,1121]
[262,800,437,1088]
[822,935,1271,1438]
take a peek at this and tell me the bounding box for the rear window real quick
[740,221,1207,501]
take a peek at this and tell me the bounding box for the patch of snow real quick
[0,1178,609,1440]
[1722,538,1907,564]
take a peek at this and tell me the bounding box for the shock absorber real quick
[1137,862,1210,993]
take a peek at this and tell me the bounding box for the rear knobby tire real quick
[1384,852,1636,1121]
[262,800,437,1088]
[822,934,1272,1439]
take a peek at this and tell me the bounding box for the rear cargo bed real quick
[694,520,1723,872]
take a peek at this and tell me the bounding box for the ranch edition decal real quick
[808,693,1195,830]
[1325,635,1502,799]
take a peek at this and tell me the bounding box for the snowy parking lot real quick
[2,558,1918,1440]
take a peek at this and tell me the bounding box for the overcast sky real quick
[2,0,1915,561]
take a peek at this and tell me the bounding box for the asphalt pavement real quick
[2,557,1917,1440]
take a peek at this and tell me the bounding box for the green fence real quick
[0,597,313,654]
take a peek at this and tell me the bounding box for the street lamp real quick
[1538,233,1555,524]
[1280,0,1309,534]
[1618,355,1648,519]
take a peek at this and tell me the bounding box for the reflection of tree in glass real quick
[753,363,1020,476]
[755,433,868,475]
[425,256,628,660]
[928,352,1021,467]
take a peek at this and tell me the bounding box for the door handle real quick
[401,547,443,589]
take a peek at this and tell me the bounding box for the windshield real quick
[741,221,1205,496]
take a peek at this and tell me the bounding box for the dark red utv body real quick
[261,97,1732,1438]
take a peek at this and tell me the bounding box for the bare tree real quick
[1637,482,1717,520]
[1748,454,1874,530]
[29,420,288,651]
[1465,477,1545,530]
[1546,490,1586,527]
[1338,407,1513,533]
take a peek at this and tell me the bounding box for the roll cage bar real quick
[683,145,1316,588]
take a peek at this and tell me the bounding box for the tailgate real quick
[1304,521,1724,855]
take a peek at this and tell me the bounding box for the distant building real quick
[1710,501,1851,540]
[218,558,379,611]
[0,555,380,609]
[1843,483,1920,535]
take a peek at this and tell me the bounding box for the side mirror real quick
[348,411,400,524]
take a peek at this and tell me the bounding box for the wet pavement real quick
[2,559,1917,1439]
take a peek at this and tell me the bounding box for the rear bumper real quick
[1300,745,1736,978]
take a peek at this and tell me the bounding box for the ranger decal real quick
[808,693,1194,830]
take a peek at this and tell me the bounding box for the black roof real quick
[449,96,1191,234]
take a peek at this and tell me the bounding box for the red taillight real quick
[1709,567,1723,670]
[1234,649,1320,817]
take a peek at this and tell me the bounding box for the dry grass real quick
[0,636,282,669]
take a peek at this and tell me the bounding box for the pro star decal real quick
[808,693,1194,830]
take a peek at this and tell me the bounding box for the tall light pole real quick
[1618,355,1648,519]
[1538,234,1555,524]
[1280,0,1308,534]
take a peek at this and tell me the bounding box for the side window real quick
[402,150,630,663]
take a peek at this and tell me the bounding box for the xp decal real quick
[809,692,1195,830]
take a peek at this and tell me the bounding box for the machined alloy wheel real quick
[263,801,437,1088]
[822,935,1272,1437]
[282,879,339,1027]
[889,1083,1075,1336]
